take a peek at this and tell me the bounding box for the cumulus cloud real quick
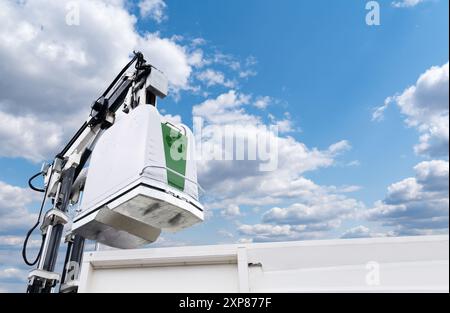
[340,225,372,239]
[0,235,41,248]
[0,181,39,231]
[192,90,362,242]
[253,96,271,109]
[200,52,257,82]
[366,160,449,236]
[373,62,449,158]
[234,187,364,242]
[0,268,26,281]
[197,69,236,88]
[138,33,196,91]
[211,53,241,71]
[0,111,64,162]
[162,113,182,125]
[0,0,202,162]
[368,63,449,236]
[138,0,167,23]
[193,90,253,124]
[238,220,343,242]
[194,91,353,210]
[221,204,242,218]
[239,224,296,238]
[263,196,362,226]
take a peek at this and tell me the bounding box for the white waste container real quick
[72,105,204,248]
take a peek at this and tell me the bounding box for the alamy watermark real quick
[167,116,279,172]
[366,1,381,26]
[65,1,80,26]
[366,261,381,286]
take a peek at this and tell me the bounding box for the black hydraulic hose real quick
[28,171,45,193]
[101,52,140,99]
[22,169,53,266]
[22,213,45,266]
[59,52,143,158]
[22,51,146,268]
[74,149,92,181]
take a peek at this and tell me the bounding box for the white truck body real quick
[78,235,449,293]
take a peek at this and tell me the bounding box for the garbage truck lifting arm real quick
[23,51,169,293]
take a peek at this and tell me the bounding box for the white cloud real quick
[0,235,41,248]
[211,53,241,71]
[202,52,257,81]
[0,268,26,281]
[366,160,449,235]
[274,119,294,133]
[373,62,449,158]
[0,111,64,162]
[239,224,295,238]
[138,33,196,92]
[340,226,372,239]
[263,196,363,226]
[237,238,253,244]
[162,113,182,125]
[415,160,449,191]
[152,236,189,248]
[372,96,394,122]
[193,90,253,124]
[139,0,167,23]
[267,111,296,134]
[392,0,425,8]
[221,204,242,218]
[188,49,206,68]
[237,191,365,242]
[328,140,352,155]
[197,69,236,88]
[193,91,361,242]
[253,96,271,109]
[239,70,257,79]
[218,229,234,238]
[0,0,203,162]
[238,221,341,242]
[368,64,449,237]
[0,181,39,231]
[191,38,207,47]
[346,160,361,167]
[340,225,393,239]
[194,91,353,211]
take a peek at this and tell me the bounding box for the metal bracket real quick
[40,209,69,233]
[64,232,75,243]
[28,269,61,289]
[60,280,79,293]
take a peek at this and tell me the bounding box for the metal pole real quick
[27,166,77,293]
[60,234,85,293]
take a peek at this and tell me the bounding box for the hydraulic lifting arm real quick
[23,51,168,293]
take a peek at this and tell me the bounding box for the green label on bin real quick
[161,123,188,191]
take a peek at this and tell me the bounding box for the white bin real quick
[72,105,204,249]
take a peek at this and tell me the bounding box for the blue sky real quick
[0,0,448,292]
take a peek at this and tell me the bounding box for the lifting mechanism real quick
[22,52,204,293]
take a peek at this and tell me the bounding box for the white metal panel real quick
[80,104,153,211]
[248,261,449,293]
[245,235,449,292]
[79,235,449,293]
[85,264,239,293]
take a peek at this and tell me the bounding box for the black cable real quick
[100,52,140,99]
[28,171,45,193]
[61,52,144,158]
[22,169,53,266]
[22,52,146,267]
